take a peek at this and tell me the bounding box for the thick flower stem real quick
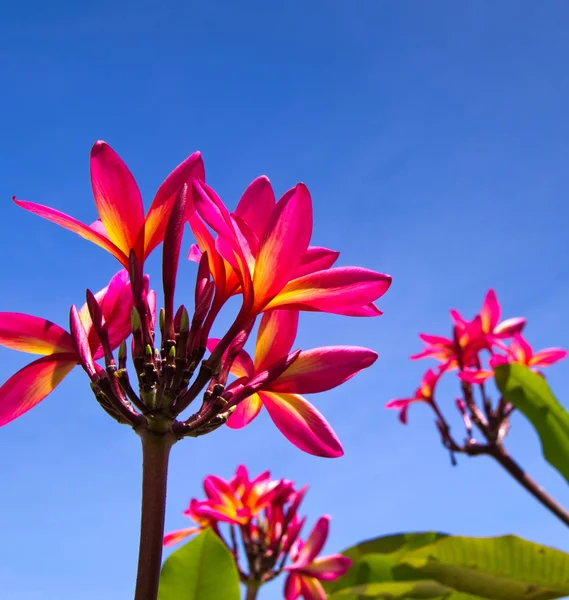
[134,428,176,600]
[245,584,260,600]
[489,444,569,528]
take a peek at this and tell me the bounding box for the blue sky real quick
[2,1,569,598]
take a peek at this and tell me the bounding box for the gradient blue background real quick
[1,1,569,598]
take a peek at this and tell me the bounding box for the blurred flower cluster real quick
[165,465,351,599]
[386,290,567,456]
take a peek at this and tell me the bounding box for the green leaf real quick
[403,534,569,600]
[328,580,483,599]
[158,528,240,600]
[494,363,569,484]
[324,532,449,595]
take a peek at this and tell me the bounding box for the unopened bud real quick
[131,307,141,333]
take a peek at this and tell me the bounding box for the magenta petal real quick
[288,516,330,568]
[328,303,383,317]
[302,554,353,580]
[226,394,263,429]
[0,354,77,426]
[234,176,276,241]
[480,289,500,332]
[0,313,74,355]
[530,348,568,366]
[255,310,299,372]
[284,572,303,600]
[294,247,339,278]
[253,184,313,309]
[90,141,145,260]
[266,268,392,313]
[145,151,205,257]
[259,392,343,458]
[271,346,377,394]
[494,317,527,337]
[13,199,128,266]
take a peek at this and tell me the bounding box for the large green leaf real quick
[494,363,569,484]
[324,532,449,595]
[158,528,240,600]
[328,580,484,599]
[403,535,569,600]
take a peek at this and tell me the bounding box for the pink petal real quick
[271,346,377,393]
[98,270,133,351]
[509,334,533,364]
[494,317,526,337]
[144,151,205,257]
[193,181,253,301]
[0,354,77,426]
[529,348,568,367]
[458,370,494,384]
[300,576,327,600]
[0,313,74,355]
[188,213,228,293]
[13,199,128,266]
[288,516,330,568]
[234,176,276,241]
[294,247,339,278]
[302,554,352,580]
[328,303,383,317]
[90,141,145,261]
[419,333,453,346]
[255,310,299,372]
[226,394,263,429]
[265,268,392,313]
[259,392,343,458]
[480,289,500,333]
[163,527,201,547]
[253,184,313,310]
[284,572,303,600]
[187,243,203,263]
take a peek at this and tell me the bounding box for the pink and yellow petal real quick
[294,247,339,278]
[163,527,201,547]
[299,576,327,600]
[0,354,77,426]
[480,289,500,333]
[529,348,568,367]
[234,176,275,241]
[270,346,377,394]
[255,310,299,372]
[13,200,128,266]
[0,313,74,355]
[253,184,313,310]
[265,268,391,313]
[226,394,263,429]
[302,555,352,580]
[90,141,145,260]
[292,516,330,567]
[259,392,343,458]
[284,572,303,600]
[144,151,205,257]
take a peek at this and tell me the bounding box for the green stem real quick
[134,429,176,600]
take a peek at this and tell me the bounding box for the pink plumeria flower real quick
[14,141,204,267]
[0,270,132,426]
[163,498,214,547]
[209,310,378,457]
[188,176,342,324]
[191,177,391,321]
[460,333,567,383]
[385,368,441,424]
[284,516,352,600]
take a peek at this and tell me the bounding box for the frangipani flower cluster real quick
[386,290,567,458]
[164,465,352,600]
[2,140,391,457]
